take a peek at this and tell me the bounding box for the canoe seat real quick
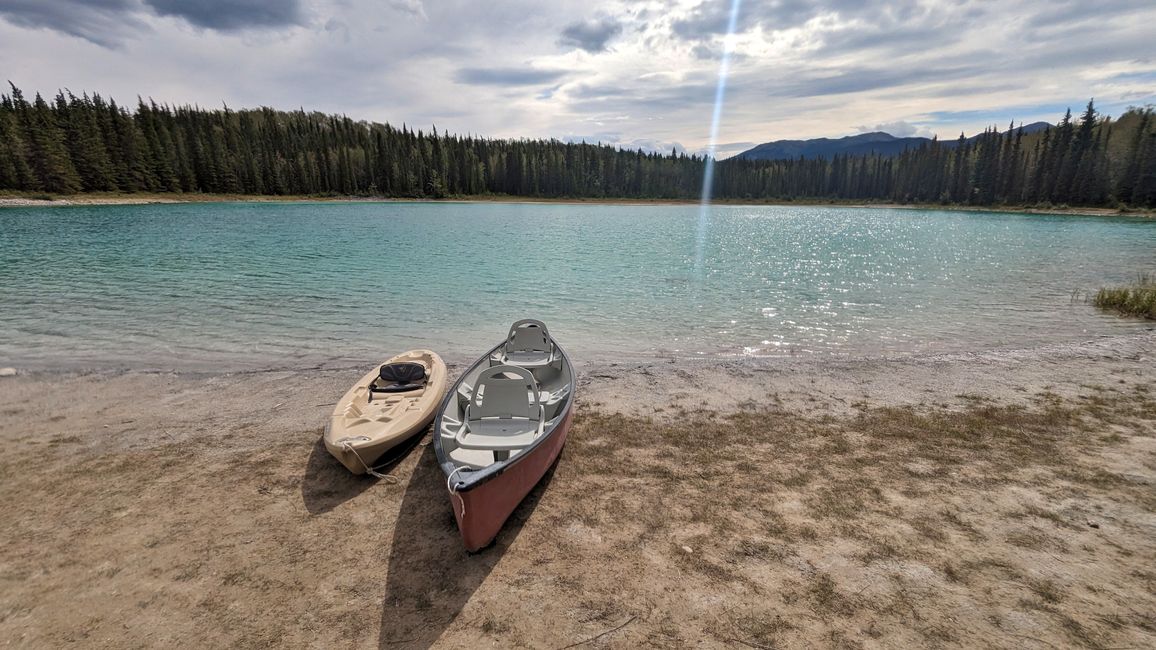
[497,319,556,368]
[457,381,570,411]
[369,362,427,398]
[454,365,544,452]
[543,383,571,408]
[447,447,505,470]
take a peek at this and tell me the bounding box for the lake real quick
[1,201,1153,370]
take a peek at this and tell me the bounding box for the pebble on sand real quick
[0,367,17,377]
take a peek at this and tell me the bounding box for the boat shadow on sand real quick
[377,443,556,648]
[300,433,426,515]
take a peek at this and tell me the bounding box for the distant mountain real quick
[734,122,1051,161]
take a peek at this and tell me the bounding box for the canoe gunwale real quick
[433,339,575,493]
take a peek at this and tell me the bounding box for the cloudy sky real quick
[2,0,1154,157]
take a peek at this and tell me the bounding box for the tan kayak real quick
[325,350,448,475]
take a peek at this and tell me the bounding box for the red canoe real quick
[434,320,575,552]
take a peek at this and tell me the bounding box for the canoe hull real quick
[451,406,573,552]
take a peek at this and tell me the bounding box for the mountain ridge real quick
[733,122,1052,161]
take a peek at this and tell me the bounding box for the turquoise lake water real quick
[1,201,1153,370]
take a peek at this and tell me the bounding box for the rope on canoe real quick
[340,438,399,484]
[446,466,468,520]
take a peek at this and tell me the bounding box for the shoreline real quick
[3,330,1154,419]
[2,191,1152,218]
[4,328,1153,381]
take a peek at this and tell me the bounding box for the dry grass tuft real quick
[1094,272,1156,319]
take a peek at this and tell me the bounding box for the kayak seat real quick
[498,319,556,368]
[370,362,427,396]
[455,365,544,452]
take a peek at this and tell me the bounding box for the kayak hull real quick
[325,350,448,475]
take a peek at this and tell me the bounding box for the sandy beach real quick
[1,332,1153,648]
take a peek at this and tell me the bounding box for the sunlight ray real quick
[695,0,744,275]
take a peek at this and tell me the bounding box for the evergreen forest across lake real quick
[1,85,1154,208]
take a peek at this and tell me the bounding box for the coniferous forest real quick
[1,84,1154,207]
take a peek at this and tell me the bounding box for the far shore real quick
[1,191,1152,218]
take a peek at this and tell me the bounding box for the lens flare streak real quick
[694,0,744,273]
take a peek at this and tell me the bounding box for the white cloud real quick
[855,120,936,138]
[1,0,1154,151]
[386,0,426,20]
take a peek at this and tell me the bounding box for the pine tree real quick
[19,90,82,193]
[1132,130,1156,207]
[1070,100,1102,204]
[1117,109,1152,204]
[57,91,116,191]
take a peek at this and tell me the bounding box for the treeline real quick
[1,84,1154,207]
[715,102,1155,207]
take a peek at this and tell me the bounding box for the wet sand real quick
[1,332,1154,647]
